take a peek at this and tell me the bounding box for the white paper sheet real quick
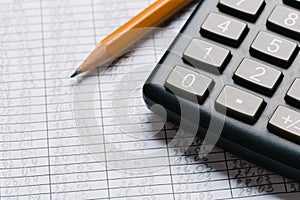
[1,0,299,199]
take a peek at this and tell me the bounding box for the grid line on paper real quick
[283,176,288,192]
[0,180,229,191]
[224,151,234,198]
[0,140,224,156]
[164,126,176,200]
[39,0,53,198]
[91,0,111,198]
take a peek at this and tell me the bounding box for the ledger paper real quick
[0,0,299,199]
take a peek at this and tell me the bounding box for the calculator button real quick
[268,106,300,143]
[183,38,232,74]
[250,31,298,68]
[215,85,266,124]
[164,66,214,104]
[285,78,300,109]
[233,58,283,96]
[267,5,300,40]
[218,0,265,22]
[200,12,249,47]
[283,0,300,9]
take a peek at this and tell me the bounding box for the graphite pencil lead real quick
[70,69,81,78]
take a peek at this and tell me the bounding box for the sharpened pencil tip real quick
[70,70,81,78]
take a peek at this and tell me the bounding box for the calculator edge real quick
[142,0,300,181]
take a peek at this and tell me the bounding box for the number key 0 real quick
[250,31,298,68]
[233,58,283,96]
[164,66,214,104]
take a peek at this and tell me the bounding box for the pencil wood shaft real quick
[72,0,195,77]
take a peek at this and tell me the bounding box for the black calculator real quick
[143,0,300,181]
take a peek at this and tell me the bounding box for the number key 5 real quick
[250,31,298,68]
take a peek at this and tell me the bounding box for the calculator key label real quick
[235,98,244,105]
[181,74,196,88]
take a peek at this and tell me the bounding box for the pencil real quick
[70,0,196,78]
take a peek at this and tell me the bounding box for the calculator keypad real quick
[200,12,249,47]
[268,106,300,143]
[215,85,266,124]
[164,0,300,143]
[164,66,214,104]
[285,78,300,109]
[183,38,232,74]
[250,31,298,68]
[218,0,265,22]
[233,58,283,96]
[267,5,300,40]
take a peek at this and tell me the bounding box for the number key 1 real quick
[183,38,232,74]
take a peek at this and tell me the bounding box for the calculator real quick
[143,0,300,181]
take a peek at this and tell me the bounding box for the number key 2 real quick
[233,58,283,96]
[267,5,300,40]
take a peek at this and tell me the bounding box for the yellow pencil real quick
[70,0,196,78]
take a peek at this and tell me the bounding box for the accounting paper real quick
[0,0,299,199]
